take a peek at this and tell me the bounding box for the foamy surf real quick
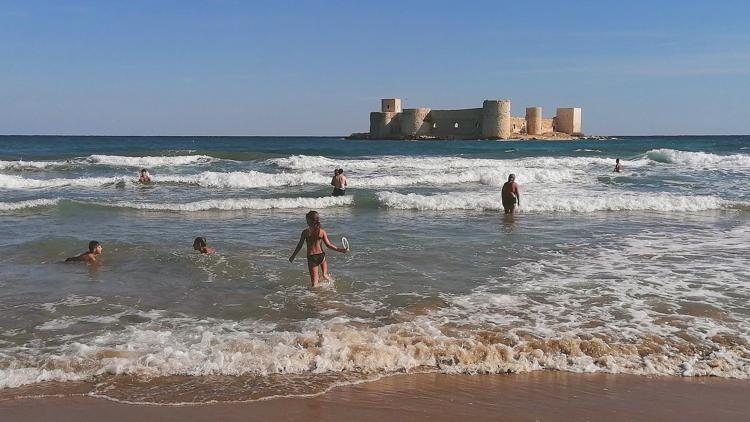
[0,174,128,189]
[1,313,748,391]
[155,171,329,188]
[0,198,60,211]
[85,154,215,167]
[102,195,353,211]
[646,149,750,168]
[268,154,650,172]
[376,191,735,212]
[0,160,67,170]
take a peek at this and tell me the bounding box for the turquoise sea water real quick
[0,135,748,403]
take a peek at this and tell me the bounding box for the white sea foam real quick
[0,160,67,170]
[0,174,127,189]
[156,171,328,188]
[646,149,750,168]
[269,154,647,172]
[102,196,353,211]
[2,309,748,390]
[0,198,60,211]
[85,154,214,167]
[376,191,734,212]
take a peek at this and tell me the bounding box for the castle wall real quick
[427,108,483,138]
[401,108,432,136]
[365,99,581,139]
[541,118,554,133]
[510,117,526,134]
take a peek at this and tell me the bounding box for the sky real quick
[1,0,749,136]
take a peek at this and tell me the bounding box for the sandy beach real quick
[1,372,747,422]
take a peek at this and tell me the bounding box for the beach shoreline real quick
[1,372,748,422]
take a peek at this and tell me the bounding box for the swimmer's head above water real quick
[193,237,215,254]
[88,241,102,254]
[508,173,515,182]
[193,237,207,250]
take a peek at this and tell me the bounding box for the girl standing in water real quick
[289,210,348,287]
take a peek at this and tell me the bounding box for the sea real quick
[0,135,748,404]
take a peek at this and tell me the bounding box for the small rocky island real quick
[349,98,583,140]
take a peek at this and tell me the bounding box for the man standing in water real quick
[501,174,520,214]
[331,168,347,196]
[613,158,624,173]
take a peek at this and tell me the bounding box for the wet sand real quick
[1,372,747,422]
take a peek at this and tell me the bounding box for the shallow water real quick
[0,135,749,403]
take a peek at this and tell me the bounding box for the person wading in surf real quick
[501,174,520,214]
[289,210,347,287]
[65,241,103,263]
[613,158,624,173]
[331,168,347,196]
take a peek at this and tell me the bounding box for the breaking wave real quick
[269,155,649,172]
[1,314,747,391]
[646,149,750,168]
[0,160,67,170]
[376,191,735,212]
[0,174,127,189]
[156,171,329,188]
[0,155,214,171]
[0,198,60,211]
[85,154,215,167]
[100,196,353,211]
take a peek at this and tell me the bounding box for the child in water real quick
[65,241,103,263]
[193,237,215,255]
[289,210,347,287]
[139,168,151,184]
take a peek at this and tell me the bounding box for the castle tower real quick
[381,98,402,113]
[400,108,431,136]
[482,100,511,139]
[525,107,543,135]
[555,107,582,135]
[369,112,400,138]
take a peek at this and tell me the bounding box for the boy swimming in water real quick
[193,237,215,254]
[289,210,347,287]
[65,241,103,263]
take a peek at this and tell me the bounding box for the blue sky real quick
[1,0,749,135]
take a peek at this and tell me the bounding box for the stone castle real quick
[363,98,582,140]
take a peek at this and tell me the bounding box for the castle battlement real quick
[361,98,582,140]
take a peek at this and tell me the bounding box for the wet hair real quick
[193,237,207,248]
[616,158,620,163]
[88,241,101,252]
[508,173,516,181]
[305,210,321,240]
[338,168,344,174]
[140,168,148,174]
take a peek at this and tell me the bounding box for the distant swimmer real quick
[501,174,520,214]
[613,158,624,173]
[193,237,215,255]
[331,168,347,196]
[289,210,348,287]
[139,168,151,184]
[65,241,103,263]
